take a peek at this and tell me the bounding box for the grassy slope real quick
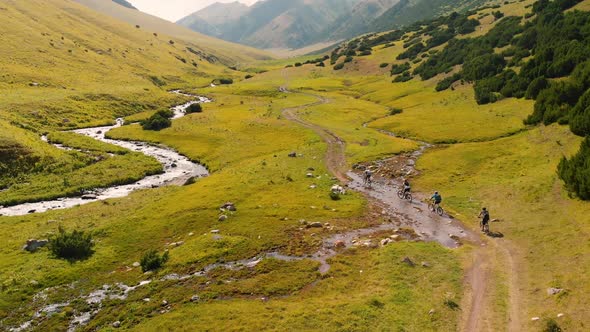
[72,0,273,64]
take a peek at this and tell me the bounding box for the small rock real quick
[324,222,330,227]
[306,173,314,178]
[531,317,540,322]
[401,257,415,267]
[335,240,346,248]
[421,261,431,268]
[218,215,228,222]
[112,321,121,328]
[309,184,317,189]
[161,300,168,306]
[308,222,323,228]
[23,239,49,252]
[557,313,564,318]
[211,230,220,234]
[390,234,401,240]
[547,288,564,295]
[428,309,436,315]
[220,202,237,211]
[288,152,297,158]
[81,194,98,200]
[143,298,150,302]
[132,262,140,267]
[380,238,391,246]
[307,167,315,171]
[188,232,194,236]
[190,295,200,302]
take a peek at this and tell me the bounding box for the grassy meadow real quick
[1,0,589,331]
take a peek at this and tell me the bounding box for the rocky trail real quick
[278,88,515,332]
[0,91,210,217]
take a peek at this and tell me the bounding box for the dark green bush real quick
[49,227,94,261]
[215,78,234,85]
[436,73,462,91]
[333,63,345,70]
[140,249,169,272]
[142,110,173,131]
[380,63,389,68]
[245,74,253,79]
[294,62,302,67]
[391,62,411,75]
[186,103,203,114]
[330,192,341,201]
[389,108,403,115]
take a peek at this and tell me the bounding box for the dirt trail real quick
[279,88,513,332]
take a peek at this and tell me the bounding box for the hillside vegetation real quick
[1,0,589,331]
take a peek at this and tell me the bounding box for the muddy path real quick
[279,88,502,332]
[0,92,210,217]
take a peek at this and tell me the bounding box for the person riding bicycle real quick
[478,207,490,232]
[363,168,373,184]
[403,180,411,194]
[431,191,442,206]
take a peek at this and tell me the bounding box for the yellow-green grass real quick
[570,0,590,11]
[47,131,129,154]
[0,151,162,207]
[297,92,419,164]
[414,124,589,331]
[72,0,273,64]
[367,84,533,143]
[0,0,241,130]
[127,243,463,332]
[107,92,319,171]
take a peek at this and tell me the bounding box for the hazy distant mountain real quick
[178,0,360,49]
[112,0,137,10]
[318,0,401,42]
[177,0,494,50]
[177,2,249,38]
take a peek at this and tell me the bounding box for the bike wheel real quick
[436,206,444,216]
[428,203,435,212]
[397,190,404,199]
[406,193,412,202]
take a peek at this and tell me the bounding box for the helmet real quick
[483,207,487,211]
[434,191,438,194]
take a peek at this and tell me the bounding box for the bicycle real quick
[479,217,490,233]
[397,189,412,202]
[428,201,444,216]
[363,176,373,188]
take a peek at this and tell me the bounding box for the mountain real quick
[370,0,489,31]
[178,0,496,51]
[73,0,272,64]
[178,0,360,50]
[177,2,249,37]
[112,0,137,10]
[318,0,402,42]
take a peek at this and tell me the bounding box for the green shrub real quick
[389,108,403,115]
[436,73,462,91]
[543,319,563,332]
[333,63,345,70]
[142,110,173,131]
[245,74,254,79]
[48,227,94,261]
[214,78,234,85]
[344,56,353,63]
[140,249,169,272]
[186,103,203,114]
[391,62,410,75]
[558,137,590,200]
[380,63,389,68]
[294,62,302,67]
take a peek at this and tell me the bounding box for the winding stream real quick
[0,92,210,217]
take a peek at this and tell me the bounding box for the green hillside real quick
[1,0,589,331]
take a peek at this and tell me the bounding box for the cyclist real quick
[478,207,490,233]
[403,179,411,194]
[431,191,442,207]
[363,168,373,186]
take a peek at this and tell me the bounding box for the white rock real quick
[132,262,140,267]
[557,313,565,318]
[531,317,540,321]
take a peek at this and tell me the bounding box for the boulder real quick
[190,295,200,302]
[161,300,168,306]
[335,240,346,248]
[288,152,297,158]
[547,288,564,295]
[380,238,391,246]
[531,317,540,322]
[401,257,415,267]
[428,309,436,315]
[308,222,323,228]
[421,261,431,268]
[112,321,121,328]
[306,173,314,178]
[218,215,228,222]
[132,262,140,267]
[23,239,49,252]
[220,202,236,211]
